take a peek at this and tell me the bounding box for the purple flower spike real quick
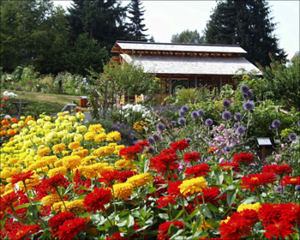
[288,133,297,142]
[241,85,250,94]
[148,137,155,144]
[181,105,189,112]
[205,118,213,126]
[222,100,231,108]
[243,101,254,111]
[222,111,232,121]
[234,112,242,121]
[179,109,186,116]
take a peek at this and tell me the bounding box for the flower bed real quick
[0,98,299,239]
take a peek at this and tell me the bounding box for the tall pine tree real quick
[68,0,131,49]
[205,0,286,67]
[128,0,148,41]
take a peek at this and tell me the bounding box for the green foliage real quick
[171,29,205,44]
[205,0,286,67]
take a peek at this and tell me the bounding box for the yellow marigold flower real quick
[62,155,81,169]
[76,166,98,178]
[8,158,18,165]
[74,134,83,142]
[37,147,51,157]
[19,174,40,190]
[242,74,249,80]
[52,143,66,153]
[237,202,261,212]
[66,199,85,214]
[52,201,66,212]
[62,150,70,156]
[127,173,151,187]
[76,125,87,133]
[94,133,106,143]
[82,156,97,165]
[113,182,133,198]
[54,159,64,168]
[1,167,20,179]
[114,145,125,154]
[115,159,134,170]
[106,131,121,142]
[220,216,231,224]
[179,177,207,196]
[48,166,67,178]
[68,142,80,150]
[41,194,60,206]
[88,124,104,133]
[93,146,114,157]
[72,149,89,158]
[41,155,58,165]
[84,132,95,141]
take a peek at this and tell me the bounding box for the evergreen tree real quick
[128,0,148,41]
[68,0,131,49]
[205,0,286,67]
[171,30,205,44]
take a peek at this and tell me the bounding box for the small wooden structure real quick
[111,41,261,102]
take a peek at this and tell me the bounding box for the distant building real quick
[111,40,261,102]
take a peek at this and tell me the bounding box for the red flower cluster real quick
[219,209,259,240]
[195,186,221,205]
[262,164,293,176]
[150,148,178,175]
[44,174,69,189]
[241,172,276,192]
[11,171,34,184]
[258,203,300,239]
[167,181,182,196]
[183,152,200,162]
[83,188,112,213]
[232,153,254,164]
[57,217,87,240]
[0,191,19,212]
[49,212,75,238]
[219,162,241,172]
[98,170,120,186]
[157,220,184,240]
[185,164,210,177]
[73,170,91,194]
[281,175,300,186]
[170,139,189,151]
[156,195,176,208]
[117,170,137,183]
[119,140,149,159]
[106,232,127,240]
[7,224,40,240]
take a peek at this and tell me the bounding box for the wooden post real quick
[169,77,172,95]
[194,76,197,88]
[219,77,222,93]
[262,146,266,161]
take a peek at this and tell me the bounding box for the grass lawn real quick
[1,90,81,117]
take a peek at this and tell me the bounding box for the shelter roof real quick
[120,54,261,75]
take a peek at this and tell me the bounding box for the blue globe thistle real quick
[205,118,213,126]
[240,85,250,94]
[247,89,254,99]
[243,101,254,111]
[288,133,297,142]
[147,136,155,144]
[271,119,281,128]
[148,146,155,154]
[222,111,232,121]
[181,105,189,112]
[234,122,240,128]
[179,109,186,116]
[191,111,199,119]
[153,133,161,141]
[178,117,186,125]
[295,185,300,191]
[197,109,205,117]
[186,138,192,143]
[234,112,242,121]
[157,123,166,131]
[224,146,231,152]
[236,125,246,135]
[222,100,231,108]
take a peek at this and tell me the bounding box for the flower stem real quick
[55,186,68,211]
[255,187,262,203]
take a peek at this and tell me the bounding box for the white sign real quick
[257,138,272,146]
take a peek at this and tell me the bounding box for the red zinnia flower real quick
[11,171,34,184]
[106,232,126,240]
[183,152,201,162]
[156,195,176,208]
[219,162,240,172]
[281,175,300,186]
[170,139,189,151]
[150,149,178,175]
[117,170,137,183]
[241,172,276,192]
[264,221,296,239]
[157,220,184,240]
[49,212,75,229]
[119,141,148,159]
[57,217,86,240]
[185,164,210,177]
[195,186,221,205]
[262,164,293,176]
[3,97,8,102]
[232,153,254,164]
[167,180,182,196]
[7,224,40,240]
[98,170,120,186]
[0,192,19,212]
[73,170,91,194]
[83,188,112,213]
[45,174,68,189]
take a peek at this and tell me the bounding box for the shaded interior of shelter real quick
[111,41,261,103]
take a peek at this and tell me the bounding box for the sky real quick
[54,0,300,59]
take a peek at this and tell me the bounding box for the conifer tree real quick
[128,0,148,41]
[205,0,286,67]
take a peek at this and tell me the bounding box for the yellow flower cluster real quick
[113,182,134,198]
[133,121,149,133]
[126,173,151,187]
[179,177,208,196]
[237,202,261,212]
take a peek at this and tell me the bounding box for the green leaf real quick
[175,209,184,219]
[226,190,237,207]
[202,205,213,219]
[158,213,168,220]
[14,203,31,210]
[207,202,219,213]
[187,209,199,220]
[127,215,134,228]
